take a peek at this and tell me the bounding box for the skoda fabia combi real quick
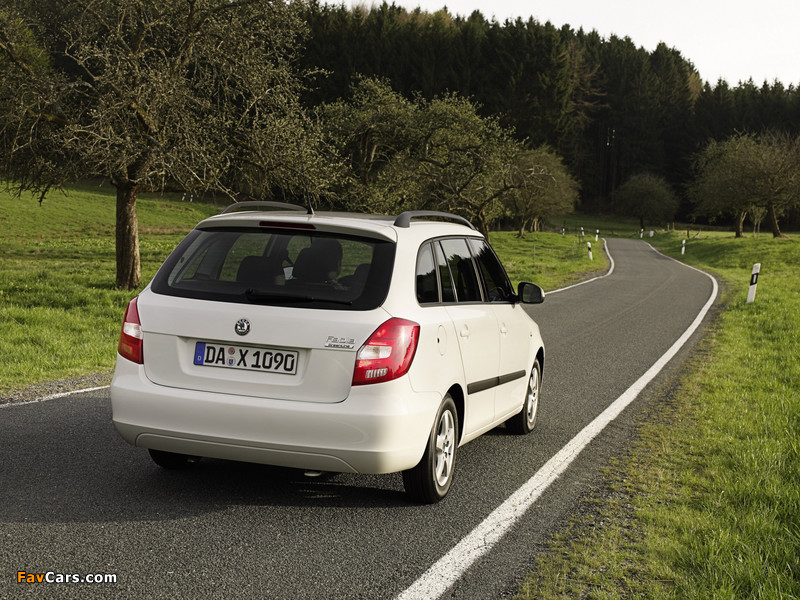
[111,203,545,503]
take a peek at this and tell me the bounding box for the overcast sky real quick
[347,0,800,86]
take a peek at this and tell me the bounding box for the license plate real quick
[193,341,298,375]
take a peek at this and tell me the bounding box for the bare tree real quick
[504,146,579,236]
[690,132,800,238]
[613,172,679,230]
[406,94,522,237]
[689,136,755,237]
[1,0,327,288]
[321,79,532,237]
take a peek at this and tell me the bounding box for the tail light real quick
[352,318,420,386]
[118,297,143,364]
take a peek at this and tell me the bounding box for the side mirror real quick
[517,282,545,304]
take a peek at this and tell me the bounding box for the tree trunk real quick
[115,182,142,289]
[766,201,786,238]
[735,210,746,238]
[474,211,490,240]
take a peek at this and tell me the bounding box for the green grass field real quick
[490,228,608,292]
[516,230,800,600]
[0,184,221,391]
[0,186,606,392]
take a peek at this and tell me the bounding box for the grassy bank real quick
[516,231,800,599]
[0,185,220,392]
[490,229,608,292]
[0,188,606,392]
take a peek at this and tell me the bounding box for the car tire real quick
[403,395,458,504]
[506,359,541,435]
[148,449,200,470]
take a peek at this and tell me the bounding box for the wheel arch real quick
[536,347,545,379]
[446,383,465,445]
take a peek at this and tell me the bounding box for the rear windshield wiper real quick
[245,289,353,306]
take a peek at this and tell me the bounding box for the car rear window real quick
[150,227,395,310]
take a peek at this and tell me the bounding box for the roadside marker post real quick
[681,239,686,255]
[595,229,599,242]
[587,242,593,261]
[747,263,761,303]
[640,229,644,239]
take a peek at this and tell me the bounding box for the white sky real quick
[348,0,800,86]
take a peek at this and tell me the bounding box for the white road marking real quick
[0,385,109,408]
[547,238,615,294]
[396,244,718,600]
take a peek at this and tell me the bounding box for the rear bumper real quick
[110,356,440,474]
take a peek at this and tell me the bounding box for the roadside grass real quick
[550,213,643,238]
[0,187,604,393]
[490,229,609,291]
[515,231,800,599]
[0,184,220,392]
[551,214,722,240]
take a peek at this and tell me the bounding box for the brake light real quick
[118,297,143,364]
[352,318,420,385]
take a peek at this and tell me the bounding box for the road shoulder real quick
[0,371,112,406]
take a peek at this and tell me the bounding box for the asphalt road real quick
[1,238,717,600]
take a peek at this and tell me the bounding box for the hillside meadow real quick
[0,185,608,392]
[1,185,221,391]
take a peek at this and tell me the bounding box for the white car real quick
[111,204,545,502]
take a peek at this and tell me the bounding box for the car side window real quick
[468,238,514,302]
[439,238,482,303]
[433,242,456,303]
[416,243,439,304]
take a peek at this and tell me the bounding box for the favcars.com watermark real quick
[17,571,117,584]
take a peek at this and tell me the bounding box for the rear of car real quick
[111,205,545,502]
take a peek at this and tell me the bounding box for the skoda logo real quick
[234,318,251,336]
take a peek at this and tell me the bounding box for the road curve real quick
[0,238,717,600]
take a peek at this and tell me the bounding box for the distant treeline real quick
[4,0,796,293]
[299,1,800,218]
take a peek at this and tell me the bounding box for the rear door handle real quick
[460,326,470,338]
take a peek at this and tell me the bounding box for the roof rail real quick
[220,201,308,215]
[393,210,476,230]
